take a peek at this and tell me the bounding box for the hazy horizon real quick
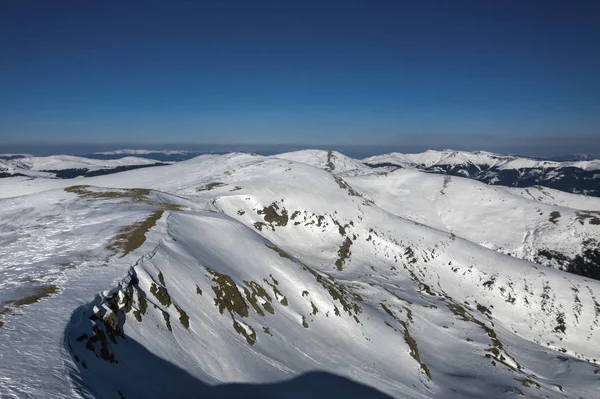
[1,134,599,160]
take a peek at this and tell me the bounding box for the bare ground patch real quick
[0,285,59,327]
[106,210,165,257]
[197,182,226,192]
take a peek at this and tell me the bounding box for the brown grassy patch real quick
[65,185,151,201]
[150,283,172,307]
[106,210,164,257]
[6,285,58,307]
[175,304,190,329]
[301,315,309,328]
[67,186,183,258]
[263,277,288,307]
[303,265,361,318]
[0,285,59,327]
[258,203,288,227]
[162,311,172,332]
[206,268,248,317]
[514,378,541,389]
[197,182,226,192]
[549,211,561,224]
[441,175,451,195]
[311,301,319,315]
[380,303,430,379]
[333,176,361,197]
[401,320,431,379]
[243,280,274,316]
[335,237,353,270]
[265,243,293,260]
[325,150,335,171]
[233,320,256,345]
[137,291,148,315]
[576,211,600,225]
[65,185,182,210]
[476,303,492,317]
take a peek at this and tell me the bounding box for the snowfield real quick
[1,150,599,398]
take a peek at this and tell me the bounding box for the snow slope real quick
[508,185,600,211]
[362,150,600,197]
[0,152,599,399]
[344,168,600,277]
[268,150,600,279]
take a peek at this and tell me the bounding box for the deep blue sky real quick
[1,1,599,154]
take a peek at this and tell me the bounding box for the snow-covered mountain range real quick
[364,150,600,197]
[1,149,599,398]
[88,149,204,162]
[5,148,598,198]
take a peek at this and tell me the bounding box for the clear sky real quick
[1,1,599,154]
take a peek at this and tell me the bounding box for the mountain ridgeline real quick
[0,149,599,398]
[364,150,600,197]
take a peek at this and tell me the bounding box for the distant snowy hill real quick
[274,149,373,176]
[363,149,600,197]
[0,155,168,179]
[88,149,206,162]
[1,150,599,398]
[364,149,600,170]
[93,149,192,156]
[0,153,33,160]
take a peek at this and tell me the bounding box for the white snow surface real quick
[0,151,599,399]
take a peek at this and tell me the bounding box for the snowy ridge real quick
[273,149,372,175]
[0,152,599,398]
[362,149,600,197]
[344,168,600,277]
[363,149,600,171]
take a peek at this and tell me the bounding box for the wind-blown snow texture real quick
[1,150,599,398]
